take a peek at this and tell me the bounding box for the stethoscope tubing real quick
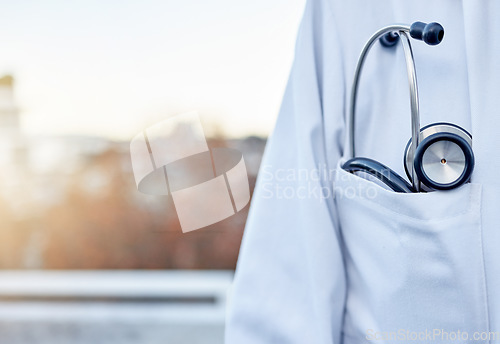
[347,25,422,191]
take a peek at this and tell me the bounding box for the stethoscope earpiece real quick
[409,22,444,45]
[379,31,399,47]
[344,22,475,193]
[379,22,444,48]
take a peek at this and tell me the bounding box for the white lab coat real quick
[226,0,500,343]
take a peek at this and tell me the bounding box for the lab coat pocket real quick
[334,161,487,343]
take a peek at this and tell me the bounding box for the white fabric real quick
[226,0,500,343]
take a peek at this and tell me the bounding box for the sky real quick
[0,0,306,140]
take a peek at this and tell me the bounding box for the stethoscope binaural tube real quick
[345,22,445,192]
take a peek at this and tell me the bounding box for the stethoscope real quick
[342,22,474,193]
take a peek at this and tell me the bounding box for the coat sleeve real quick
[225,0,347,343]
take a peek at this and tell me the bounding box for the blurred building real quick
[0,75,19,136]
[0,75,267,270]
[0,75,23,166]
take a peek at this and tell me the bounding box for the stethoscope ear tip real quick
[410,22,444,45]
[379,31,399,47]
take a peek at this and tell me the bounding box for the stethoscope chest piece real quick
[404,123,474,191]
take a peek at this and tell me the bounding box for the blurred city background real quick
[0,0,305,343]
